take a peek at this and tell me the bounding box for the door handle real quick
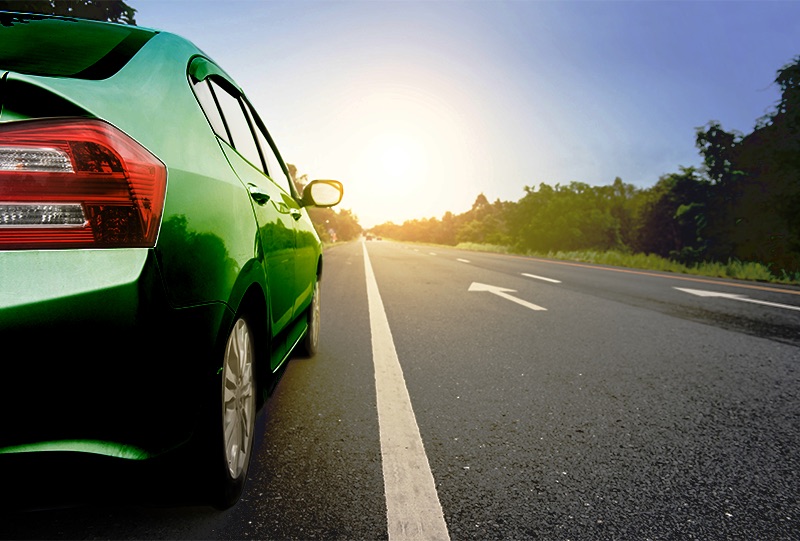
[248,184,271,205]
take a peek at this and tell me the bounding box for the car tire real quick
[297,279,320,357]
[213,316,257,509]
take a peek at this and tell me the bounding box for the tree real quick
[286,163,309,193]
[635,168,710,262]
[0,0,137,24]
[715,56,800,273]
[693,56,800,274]
[454,194,511,246]
[306,206,362,243]
[695,121,743,187]
[507,181,627,254]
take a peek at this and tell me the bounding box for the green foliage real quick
[634,167,711,264]
[0,0,137,24]
[454,242,510,254]
[370,55,800,282]
[695,56,800,275]
[455,245,794,285]
[307,206,362,243]
[507,181,633,254]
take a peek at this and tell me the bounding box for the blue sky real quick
[136,0,800,228]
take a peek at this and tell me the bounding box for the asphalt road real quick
[3,240,799,540]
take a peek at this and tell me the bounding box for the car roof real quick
[0,11,159,80]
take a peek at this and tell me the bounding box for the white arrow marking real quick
[521,272,562,284]
[675,287,800,312]
[469,282,547,311]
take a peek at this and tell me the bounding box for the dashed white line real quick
[521,272,562,284]
[362,242,450,541]
[457,258,471,263]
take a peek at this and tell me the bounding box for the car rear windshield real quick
[0,12,156,80]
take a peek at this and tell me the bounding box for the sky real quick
[136,0,800,229]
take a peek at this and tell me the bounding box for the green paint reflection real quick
[0,440,151,460]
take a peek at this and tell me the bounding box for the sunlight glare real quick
[367,132,427,182]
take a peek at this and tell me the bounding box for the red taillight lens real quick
[0,118,167,249]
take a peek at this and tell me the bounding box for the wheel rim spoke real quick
[222,318,255,479]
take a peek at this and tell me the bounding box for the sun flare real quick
[341,80,484,227]
[368,133,427,182]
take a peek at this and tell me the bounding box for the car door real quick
[242,102,320,326]
[239,95,315,339]
[191,69,297,369]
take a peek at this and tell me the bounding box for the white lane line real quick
[675,287,800,312]
[521,272,561,284]
[429,252,438,256]
[362,243,450,541]
[456,258,471,263]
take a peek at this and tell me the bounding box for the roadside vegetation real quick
[369,56,800,286]
[456,244,796,284]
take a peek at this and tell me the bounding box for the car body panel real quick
[0,248,232,457]
[0,12,157,80]
[0,248,148,311]
[294,203,321,314]
[0,13,337,480]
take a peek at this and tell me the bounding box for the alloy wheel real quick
[222,317,255,480]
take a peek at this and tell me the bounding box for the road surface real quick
[3,240,798,540]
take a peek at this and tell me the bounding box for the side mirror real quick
[301,179,344,208]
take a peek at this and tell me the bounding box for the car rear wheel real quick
[298,279,320,357]
[214,316,256,509]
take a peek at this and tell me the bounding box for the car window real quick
[243,100,292,193]
[207,79,265,172]
[191,79,230,145]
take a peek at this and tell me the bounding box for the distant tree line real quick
[0,0,137,24]
[371,56,800,279]
[306,206,362,244]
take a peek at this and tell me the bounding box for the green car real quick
[0,11,343,509]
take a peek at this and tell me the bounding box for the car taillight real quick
[0,118,167,249]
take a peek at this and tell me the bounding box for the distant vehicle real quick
[366,233,375,240]
[0,11,343,509]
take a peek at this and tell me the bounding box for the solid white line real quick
[362,242,450,541]
[456,258,471,263]
[521,272,562,284]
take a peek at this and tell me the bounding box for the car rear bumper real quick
[0,249,231,459]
